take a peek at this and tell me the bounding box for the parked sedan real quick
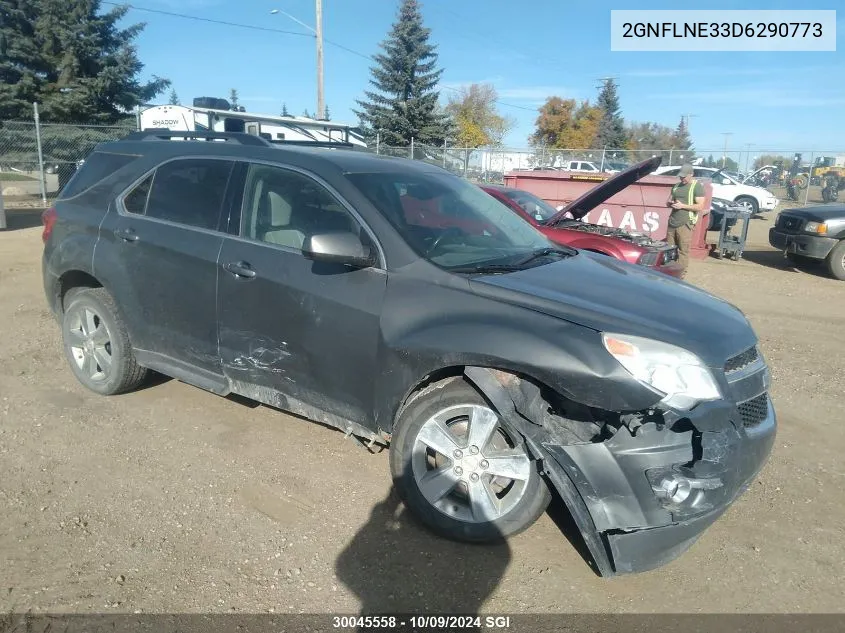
[656,165,778,214]
[481,158,682,278]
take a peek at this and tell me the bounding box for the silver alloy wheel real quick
[411,404,531,523]
[66,304,113,382]
[736,198,755,212]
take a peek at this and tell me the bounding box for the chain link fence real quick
[1,104,136,204]
[2,102,843,212]
[374,142,845,207]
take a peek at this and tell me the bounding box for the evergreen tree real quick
[168,89,180,105]
[229,88,239,110]
[0,0,44,119]
[595,78,626,150]
[672,116,694,158]
[30,0,169,122]
[354,0,450,147]
[323,104,330,120]
[281,102,290,117]
[302,108,312,118]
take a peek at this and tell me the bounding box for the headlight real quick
[804,221,828,234]
[637,251,660,267]
[602,333,722,410]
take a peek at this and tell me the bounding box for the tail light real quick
[42,207,57,243]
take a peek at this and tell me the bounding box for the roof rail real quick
[124,129,272,146]
[266,139,362,150]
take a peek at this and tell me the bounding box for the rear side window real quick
[144,158,234,230]
[123,175,153,214]
[60,151,139,199]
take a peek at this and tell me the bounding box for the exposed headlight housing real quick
[804,221,828,234]
[602,333,722,410]
[637,251,660,267]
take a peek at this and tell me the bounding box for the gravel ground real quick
[1,205,844,617]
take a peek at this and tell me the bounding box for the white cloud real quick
[439,76,506,90]
[626,65,827,78]
[497,86,574,100]
[439,79,574,103]
[646,87,845,107]
[145,0,225,7]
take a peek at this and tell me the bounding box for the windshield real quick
[711,169,739,185]
[346,171,557,271]
[499,188,560,223]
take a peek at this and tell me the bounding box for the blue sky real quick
[125,0,844,156]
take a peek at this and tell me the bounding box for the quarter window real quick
[240,164,360,250]
[144,158,234,230]
[123,174,153,215]
[61,151,139,199]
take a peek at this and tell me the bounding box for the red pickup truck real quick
[482,157,685,277]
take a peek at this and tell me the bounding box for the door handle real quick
[114,228,139,242]
[223,261,257,279]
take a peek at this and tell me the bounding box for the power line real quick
[107,1,539,113]
[101,2,312,38]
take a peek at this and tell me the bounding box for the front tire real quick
[61,288,148,395]
[825,241,845,281]
[735,196,759,215]
[389,377,551,543]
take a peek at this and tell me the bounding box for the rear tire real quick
[61,288,148,395]
[825,241,845,281]
[389,377,551,543]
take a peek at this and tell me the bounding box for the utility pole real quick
[270,4,324,120]
[743,143,755,173]
[721,132,733,168]
[315,0,324,120]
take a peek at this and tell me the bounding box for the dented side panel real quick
[216,236,387,428]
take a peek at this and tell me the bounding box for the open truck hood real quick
[548,156,663,224]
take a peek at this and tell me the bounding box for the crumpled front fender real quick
[464,366,776,576]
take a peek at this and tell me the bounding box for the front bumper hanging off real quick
[464,365,776,576]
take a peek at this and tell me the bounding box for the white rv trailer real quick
[139,104,367,147]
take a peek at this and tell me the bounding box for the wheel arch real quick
[56,270,104,313]
[734,193,759,204]
[387,365,568,435]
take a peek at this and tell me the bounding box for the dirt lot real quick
[1,205,844,616]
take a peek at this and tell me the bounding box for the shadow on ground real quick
[1,208,45,231]
[741,248,832,279]
[335,488,511,621]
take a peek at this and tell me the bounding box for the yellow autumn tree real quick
[445,83,514,148]
[530,97,601,150]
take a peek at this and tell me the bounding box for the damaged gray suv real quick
[42,131,776,576]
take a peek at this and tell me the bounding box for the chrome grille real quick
[725,346,759,374]
[737,393,769,428]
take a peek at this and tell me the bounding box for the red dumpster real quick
[503,169,712,260]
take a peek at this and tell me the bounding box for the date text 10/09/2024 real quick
[332,616,513,630]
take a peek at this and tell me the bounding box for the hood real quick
[742,165,776,183]
[780,205,845,222]
[548,156,663,224]
[468,253,756,368]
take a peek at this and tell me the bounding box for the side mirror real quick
[302,231,375,268]
[722,178,732,185]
